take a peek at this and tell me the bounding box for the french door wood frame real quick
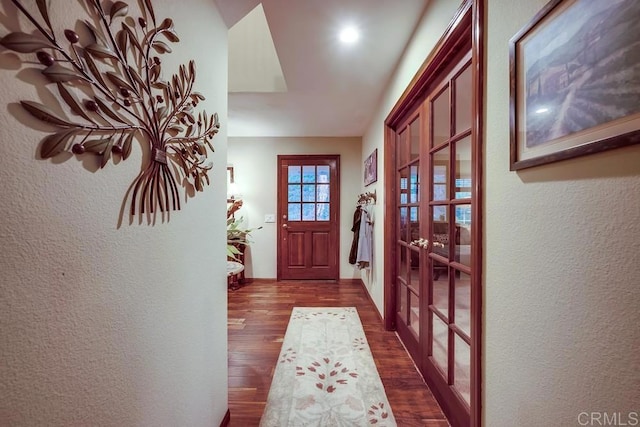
[383,0,484,426]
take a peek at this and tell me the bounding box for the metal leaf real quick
[56,83,95,123]
[0,32,53,53]
[122,23,142,53]
[189,60,195,79]
[127,65,146,92]
[159,18,173,30]
[42,63,90,83]
[101,139,114,168]
[161,29,179,43]
[40,130,76,158]
[83,53,108,88]
[83,138,110,154]
[109,1,129,21]
[143,0,156,25]
[122,131,135,160]
[151,40,171,54]
[82,20,106,45]
[106,72,135,93]
[115,29,128,56]
[36,0,53,34]
[20,101,73,127]
[94,97,127,124]
[85,43,119,60]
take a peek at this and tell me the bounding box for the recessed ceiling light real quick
[339,26,359,44]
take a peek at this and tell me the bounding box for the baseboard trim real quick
[353,277,385,327]
[219,409,230,427]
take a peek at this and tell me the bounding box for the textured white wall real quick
[362,0,462,314]
[485,0,640,425]
[0,0,229,425]
[227,137,362,279]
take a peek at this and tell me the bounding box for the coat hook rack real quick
[357,190,376,205]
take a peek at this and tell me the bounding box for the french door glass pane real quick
[455,205,471,266]
[399,167,409,204]
[399,207,408,243]
[455,270,471,337]
[432,313,449,375]
[433,148,449,201]
[410,118,420,161]
[409,248,419,290]
[410,165,420,203]
[409,291,420,336]
[288,166,301,183]
[302,184,315,202]
[455,64,472,134]
[455,135,472,199]
[454,334,471,406]
[399,246,409,283]
[432,260,448,319]
[302,165,315,183]
[398,128,408,165]
[433,207,449,258]
[288,204,301,221]
[398,283,407,323]
[410,207,419,245]
[432,85,450,147]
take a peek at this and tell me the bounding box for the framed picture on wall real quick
[509,0,640,170]
[364,149,378,186]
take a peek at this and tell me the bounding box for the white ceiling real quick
[213,0,430,137]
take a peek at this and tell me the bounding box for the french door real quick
[386,1,483,424]
[277,155,340,280]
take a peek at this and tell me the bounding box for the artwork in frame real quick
[364,149,378,186]
[509,0,640,170]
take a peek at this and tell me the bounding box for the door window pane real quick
[397,128,408,165]
[316,203,329,221]
[288,166,301,183]
[317,184,330,202]
[399,207,408,243]
[317,165,330,182]
[455,270,471,337]
[455,135,472,199]
[399,246,409,283]
[410,207,419,246]
[432,313,448,375]
[302,203,315,220]
[410,117,420,161]
[288,204,301,221]
[454,334,471,406]
[288,185,301,202]
[432,207,449,259]
[302,165,315,183]
[432,85,450,147]
[397,283,407,323]
[302,184,315,202]
[410,165,419,203]
[455,64,472,135]
[432,259,448,320]
[399,167,409,204]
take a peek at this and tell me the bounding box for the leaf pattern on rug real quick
[260,307,397,426]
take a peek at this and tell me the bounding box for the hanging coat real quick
[356,209,373,270]
[349,206,362,264]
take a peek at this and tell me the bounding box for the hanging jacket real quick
[349,206,362,264]
[356,208,373,270]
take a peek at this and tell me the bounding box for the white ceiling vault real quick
[213,0,430,137]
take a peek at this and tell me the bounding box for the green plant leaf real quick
[0,32,53,53]
[40,130,76,158]
[42,63,90,83]
[20,101,73,127]
[56,83,95,123]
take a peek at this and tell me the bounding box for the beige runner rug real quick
[260,307,396,426]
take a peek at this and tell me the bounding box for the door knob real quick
[282,223,288,228]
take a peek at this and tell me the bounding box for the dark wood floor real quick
[227,279,449,426]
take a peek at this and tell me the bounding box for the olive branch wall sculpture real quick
[1,0,220,218]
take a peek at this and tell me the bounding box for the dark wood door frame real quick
[383,0,484,426]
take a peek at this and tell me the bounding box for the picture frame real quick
[364,148,378,186]
[509,0,640,170]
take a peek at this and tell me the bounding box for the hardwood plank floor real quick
[228,279,449,426]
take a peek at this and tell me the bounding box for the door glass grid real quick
[288,165,331,221]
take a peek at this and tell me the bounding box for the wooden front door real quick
[277,155,340,280]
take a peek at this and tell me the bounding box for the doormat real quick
[260,307,396,426]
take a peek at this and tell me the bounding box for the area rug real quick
[260,307,397,426]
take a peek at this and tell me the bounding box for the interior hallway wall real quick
[0,0,229,425]
[227,137,362,280]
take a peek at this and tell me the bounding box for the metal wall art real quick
[1,0,220,217]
